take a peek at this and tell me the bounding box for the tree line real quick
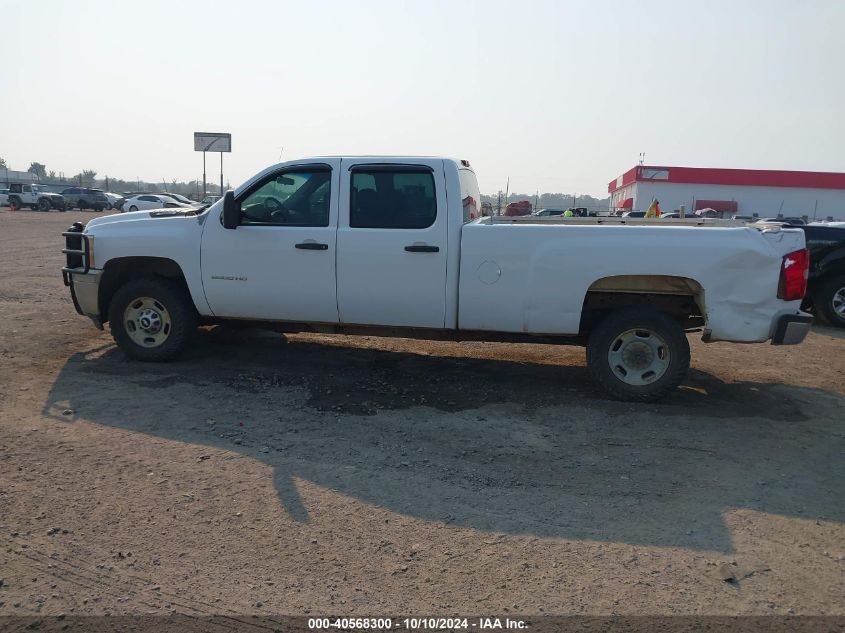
[8,159,223,198]
[481,192,610,211]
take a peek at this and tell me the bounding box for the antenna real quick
[638,152,645,165]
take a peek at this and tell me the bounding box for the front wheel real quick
[108,278,197,361]
[815,276,845,328]
[586,308,690,402]
[129,205,138,212]
[38,198,51,212]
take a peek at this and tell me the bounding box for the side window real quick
[23,185,32,193]
[350,168,436,229]
[239,169,331,227]
[139,196,157,202]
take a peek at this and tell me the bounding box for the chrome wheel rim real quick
[124,297,171,348]
[832,286,845,317]
[608,328,670,386]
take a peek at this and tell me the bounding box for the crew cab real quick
[61,156,812,401]
[8,183,65,211]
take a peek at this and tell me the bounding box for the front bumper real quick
[771,312,813,345]
[62,269,103,329]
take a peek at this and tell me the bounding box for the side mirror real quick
[222,190,239,229]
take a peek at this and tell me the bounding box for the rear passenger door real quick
[336,159,448,328]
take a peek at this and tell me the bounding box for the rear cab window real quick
[458,165,481,222]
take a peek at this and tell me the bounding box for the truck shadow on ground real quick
[43,327,845,552]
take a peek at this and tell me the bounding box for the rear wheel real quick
[108,278,197,361]
[79,199,87,210]
[587,308,690,402]
[815,276,845,328]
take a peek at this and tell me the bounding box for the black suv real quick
[799,224,845,327]
[61,187,110,211]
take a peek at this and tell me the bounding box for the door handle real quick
[404,244,440,253]
[295,242,329,250]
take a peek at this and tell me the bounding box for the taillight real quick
[777,248,809,301]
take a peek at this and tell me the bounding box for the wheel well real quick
[99,257,189,323]
[580,275,706,335]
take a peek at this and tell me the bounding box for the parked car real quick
[798,224,845,328]
[660,212,681,219]
[7,183,65,211]
[61,187,110,211]
[755,217,806,226]
[622,210,646,218]
[163,192,202,207]
[0,188,9,206]
[103,192,126,210]
[504,200,532,216]
[62,156,812,402]
[533,208,564,217]
[122,194,193,213]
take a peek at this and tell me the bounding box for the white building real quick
[608,165,845,220]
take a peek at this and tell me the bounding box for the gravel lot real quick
[1,209,843,618]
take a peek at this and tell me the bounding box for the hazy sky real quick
[3,0,843,196]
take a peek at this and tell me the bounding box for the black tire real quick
[586,308,690,402]
[108,278,197,361]
[78,199,87,210]
[129,205,138,212]
[38,198,51,212]
[9,197,21,211]
[814,276,845,328]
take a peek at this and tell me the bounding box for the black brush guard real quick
[61,222,90,286]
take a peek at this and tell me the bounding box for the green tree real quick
[73,170,98,187]
[28,162,47,179]
[0,156,7,169]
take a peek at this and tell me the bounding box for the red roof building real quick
[608,165,845,219]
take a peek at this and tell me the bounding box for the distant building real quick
[609,165,845,220]
[1,169,40,186]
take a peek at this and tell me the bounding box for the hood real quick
[83,208,196,232]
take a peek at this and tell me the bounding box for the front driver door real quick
[200,160,340,323]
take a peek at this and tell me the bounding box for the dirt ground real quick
[0,209,843,619]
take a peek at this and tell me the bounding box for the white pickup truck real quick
[61,156,812,401]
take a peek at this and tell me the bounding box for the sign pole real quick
[220,152,223,196]
[202,151,207,198]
